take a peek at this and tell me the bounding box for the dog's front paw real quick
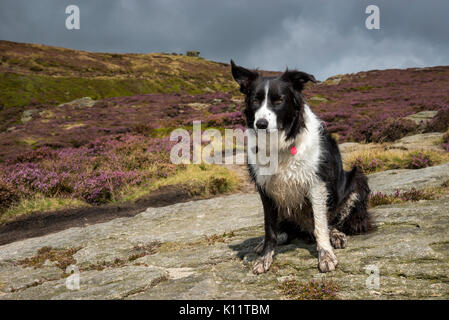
[330,229,347,249]
[254,239,264,254]
[254,233,288,254]
[318,249,338,273]
[252,250,274,274]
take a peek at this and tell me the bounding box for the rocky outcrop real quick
[20,109,38,123]
[390,132,445,152]
[368,163,449,194]
[340,132,446,155]
[58,97,96,108]
[1,164,449,300]
[403,111,438,125]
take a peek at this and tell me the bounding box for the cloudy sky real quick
[1,0,448,80]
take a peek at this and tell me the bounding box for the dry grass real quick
[342,146,449,173]
[118,164,240,203]
[204,231,236,245]
[0,195,88,224]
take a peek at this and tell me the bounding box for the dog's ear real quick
[230,60,259,94]
[281,69,317,92]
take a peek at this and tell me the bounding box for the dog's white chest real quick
[255,154,318,209]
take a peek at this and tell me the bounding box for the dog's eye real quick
[253,97,262,105]
[273,97,283,105]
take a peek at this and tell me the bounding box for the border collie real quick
[230,60,373,273]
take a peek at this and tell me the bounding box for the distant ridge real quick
[0,40,240,107]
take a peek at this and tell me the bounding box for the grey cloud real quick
[0,0,448,80]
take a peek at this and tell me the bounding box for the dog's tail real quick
[338,167,375,235]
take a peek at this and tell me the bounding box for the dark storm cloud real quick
[1,0,448,79]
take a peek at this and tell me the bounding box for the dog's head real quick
[230,60,316,141]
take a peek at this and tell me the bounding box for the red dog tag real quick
[290,146,298,155]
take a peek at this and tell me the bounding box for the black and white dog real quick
[230,60,373,274]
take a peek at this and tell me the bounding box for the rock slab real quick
[1,165,449,300]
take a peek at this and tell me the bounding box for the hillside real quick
[0,40,240,107]
[1,41,448,225]
[306,67,449,142]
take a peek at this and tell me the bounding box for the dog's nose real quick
[255,119,269,129]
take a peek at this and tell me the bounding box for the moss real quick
[204,231,236,245]
[356,85,374,91]
[157,241,196,253]
[82,258,127,271]
[128,241,162,261]
[279,276,340,300]
[20,137,39,146]
[307,94,329,106]
[17,246,82,270]
[139,126,191,138]
[0,72,235,108]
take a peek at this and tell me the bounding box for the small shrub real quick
[0,179,19,212]
[350,157,384,174]
[205,111,244,127]
[74,171,139,205]
[29,64,43,72]
[442,142,449,152]
[426,107,449,132]
[399,188,434,201]
[128,241,161,261]
[13,146,57,163]
[186,51,200,57]
[279,276,339,300]
[369,192,394,207]
[208,176,232,194]
[404,152,433,169]
[132,123,157,136]
[355,118,417,143]
[369,188,435,207]
[443,129,449,144]
[4,163,72,197]
[17,246,82,270]
[442,129,449,152]
[345,149,447,174]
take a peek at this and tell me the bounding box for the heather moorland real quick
[1,40,449,224]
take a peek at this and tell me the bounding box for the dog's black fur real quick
[318,134,373,235]
[230,60,373,273]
